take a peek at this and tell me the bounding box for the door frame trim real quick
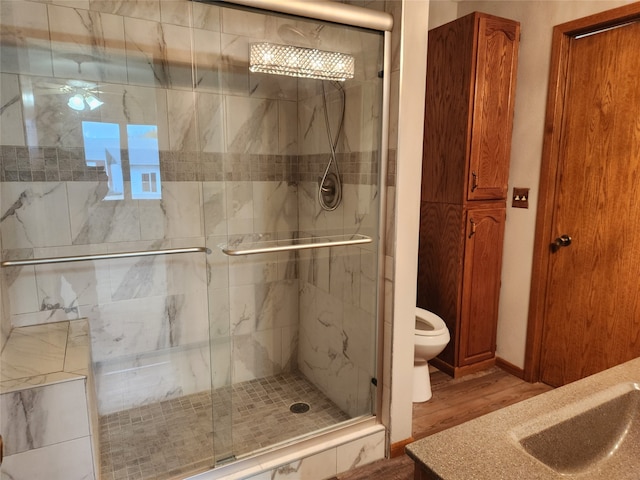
[524,2,640,383]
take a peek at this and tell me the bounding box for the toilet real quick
[413,307,450,402]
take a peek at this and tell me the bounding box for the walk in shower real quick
[0,1,388,479]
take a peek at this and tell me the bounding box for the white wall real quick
[388,0,430,445]
[428,0,634,369]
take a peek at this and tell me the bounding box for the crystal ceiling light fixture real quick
[249,42,354,81]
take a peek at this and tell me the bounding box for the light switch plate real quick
[512,187,530,208]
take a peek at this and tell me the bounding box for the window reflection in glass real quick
[82,121,124,200]
[128,124,161,200]
[81,121,162,200]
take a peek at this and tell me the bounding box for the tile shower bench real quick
[0,319,99,480]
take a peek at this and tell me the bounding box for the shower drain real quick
[289,402,310,414]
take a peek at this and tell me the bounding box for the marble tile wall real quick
[0,0,383,422]
[296,180,379,417]
[0,178,302,412]
[1,376,91,456]
[1,436,96,480]
[0,0,301,153]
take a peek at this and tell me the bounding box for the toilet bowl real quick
[413,307,450,402]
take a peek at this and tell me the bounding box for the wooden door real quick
[460,206,506,366]
[527,4,640,387]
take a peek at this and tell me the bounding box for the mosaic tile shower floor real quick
[99,372,350,480]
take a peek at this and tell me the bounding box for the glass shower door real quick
[0,1,222,478]
[199,2,385,463]
[1,0,385,475]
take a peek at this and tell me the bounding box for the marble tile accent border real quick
[298,151,380,186]
[1,146,380,184]
[0,145,105,182]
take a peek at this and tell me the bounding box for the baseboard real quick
[452,357,496,378]
[495,356,525,379]
[390,437,415,458]
[430,357,500,379]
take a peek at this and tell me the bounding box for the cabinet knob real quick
[469,219,477,238]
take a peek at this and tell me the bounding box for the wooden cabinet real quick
[417,12,519,377]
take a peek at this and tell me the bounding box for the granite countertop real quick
[406,357,640,479]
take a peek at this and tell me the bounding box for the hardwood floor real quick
[332,367,553,480]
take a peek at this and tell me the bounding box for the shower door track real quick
[221,234,372,256]
[0,246,210,267]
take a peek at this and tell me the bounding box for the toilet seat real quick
[415,307,448,337]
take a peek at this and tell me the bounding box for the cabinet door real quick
[459,206,506,366]
[467,16,519,201]
[422,13,476,205]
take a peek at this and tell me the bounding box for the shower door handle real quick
[221,234,372,256]
[1,246,210,267]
